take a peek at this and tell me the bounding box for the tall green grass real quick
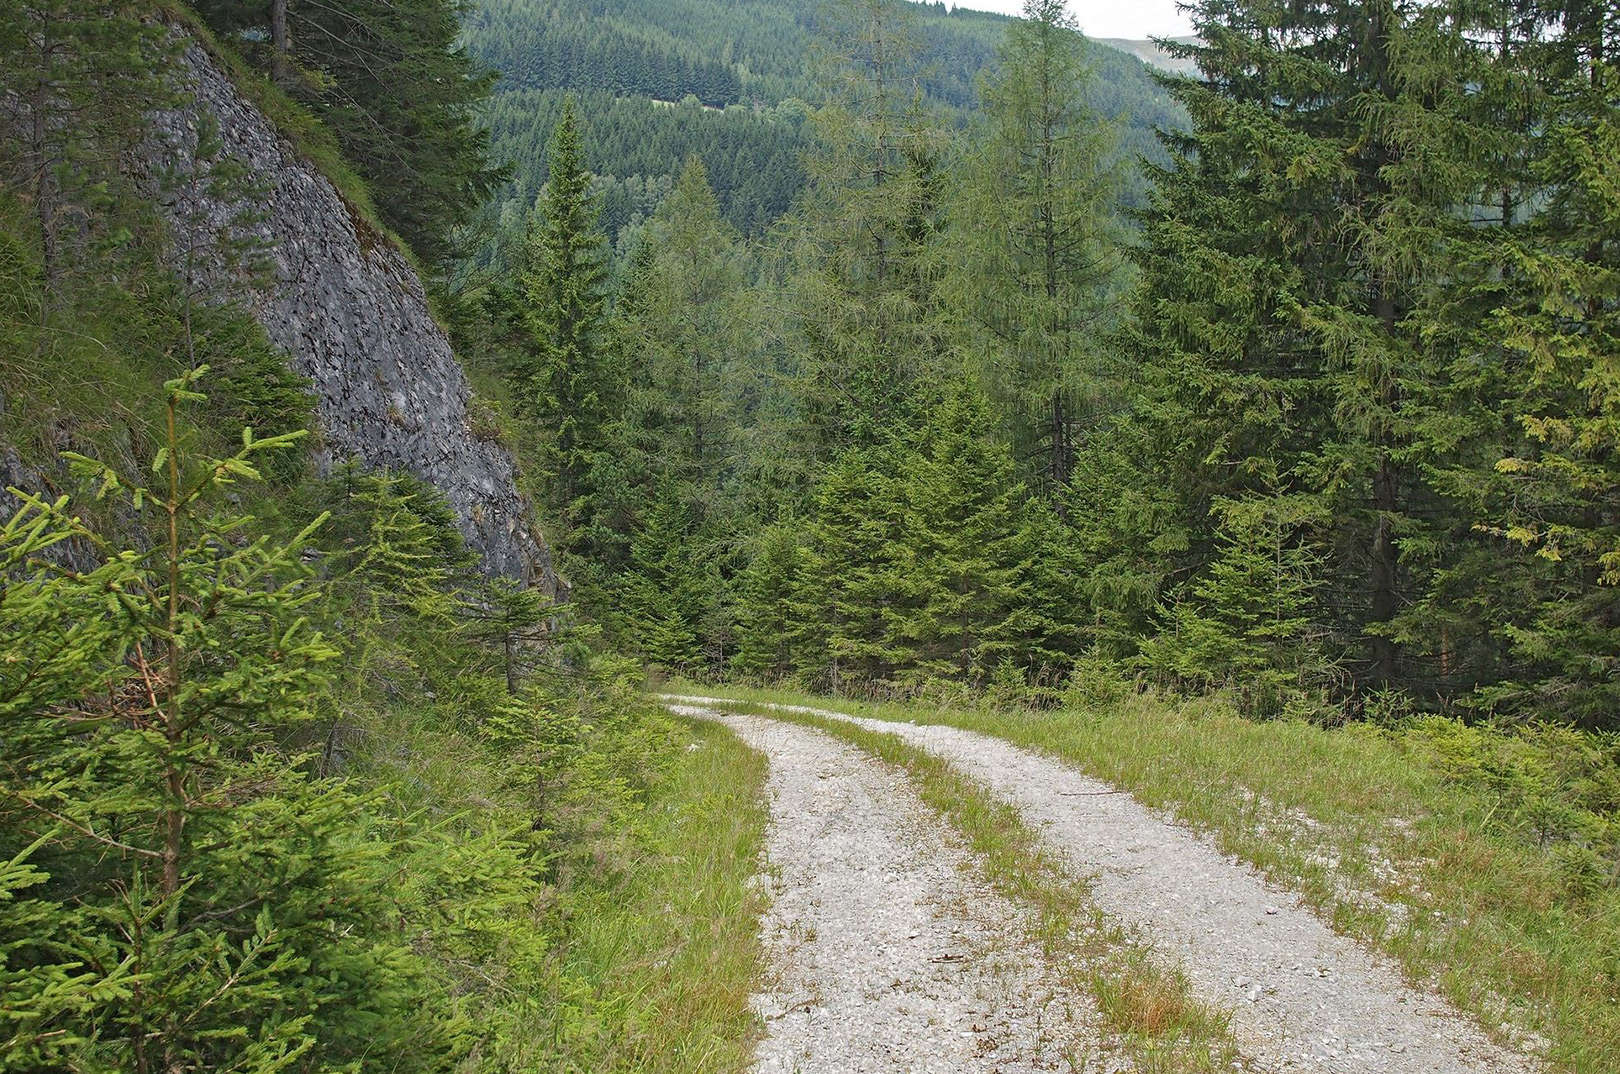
[530,716,769,1072]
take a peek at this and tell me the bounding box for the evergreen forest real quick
[3,0,1620,1070]
[499,0,1620,733]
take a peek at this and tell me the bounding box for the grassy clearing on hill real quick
[672,680,1620,1073]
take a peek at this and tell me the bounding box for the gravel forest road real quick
[665,695,1543,1074]
[669,706,1117,1073]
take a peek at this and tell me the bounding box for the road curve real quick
[666,695,1541,1074]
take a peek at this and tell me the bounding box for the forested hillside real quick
[459,0,1185,251]
[491,0,1619,735]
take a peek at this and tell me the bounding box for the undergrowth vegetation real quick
[0,370,766,1071]
[680,680,1620,1072]
[0,7,770,1066]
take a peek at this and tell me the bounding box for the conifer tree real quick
[578,160,753,653]
[570,236,660,586]
[1352,0,1550,699]
[948,0,1121,493]
[731,522,807,680]
[1464,0,1620,723]
[0,372,459,1072]
[1096,0,1485,694]
[790,448,910,691]
[892,383,1040,681]
[464,577,553,696]
[192,0,504,263]
[790,0,951,453]
[519,97,615,520]
[620,156,748,498]
[1142,490,1328,715]
[617,481,723,672]
[0,0,170,318]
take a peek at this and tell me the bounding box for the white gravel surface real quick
[666,696,1542,1074]
[669,706,1119,1074]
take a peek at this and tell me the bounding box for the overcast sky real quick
[954,0,1196,40]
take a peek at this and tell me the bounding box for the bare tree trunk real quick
[1369,451,1398,685]
[270,0,291,84]
[1049,388,1072,490]
[504,633,519,696]
[161,398,186,1074]
[1364,3,1401,689]
[30,12,60,328]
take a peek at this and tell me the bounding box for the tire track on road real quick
[674,706,1117,1074]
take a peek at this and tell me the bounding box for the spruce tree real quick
[731,522,807,681]
[464,577,553,696]
[191,0,504,263]
[1465,0,1620,723]
[0,372,459,1072]
[790,448,910,691]
[617,480,723,672]
[1142,490,1328,715]
[0,0,171,319]
[892,383,1040,682]
[1097,0,1486,695]
[580,161,752,657]
[519,97,615,521]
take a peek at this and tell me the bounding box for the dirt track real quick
[667,694,1542,1074]
[670,706,1112,1073]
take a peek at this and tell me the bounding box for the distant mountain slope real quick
[465,0,1016,109]
[460,0,1186,251]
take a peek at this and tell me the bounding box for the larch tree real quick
[948,0,1122,495]
[789,0,951,454]
[624,156,749,500]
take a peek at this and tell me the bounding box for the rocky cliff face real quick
[139,40,552,589]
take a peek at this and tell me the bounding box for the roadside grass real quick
[359,702,768,1073]
[711,702,1244,1074]
[534,715,769,1072]
[671,682,1618,1072]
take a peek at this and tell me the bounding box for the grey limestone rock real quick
[136,39,552,590]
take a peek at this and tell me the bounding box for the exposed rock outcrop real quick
[138,40,552,589]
